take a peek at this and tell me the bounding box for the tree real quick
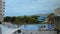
[11,16,16,22]
[15,16,24,25]
[28,17,37,24]
[4,16,12,22]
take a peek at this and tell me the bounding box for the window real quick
[0,10,2,12]
[0,1,2,2]
[0,7,2,9]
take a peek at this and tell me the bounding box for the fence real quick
[2,22,19,28]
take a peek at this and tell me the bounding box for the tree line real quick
[4,16,39,24]
[4,13,55,24]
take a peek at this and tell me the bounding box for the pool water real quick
[20,24,54,30]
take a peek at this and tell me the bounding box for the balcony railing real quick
[2,22,19,28]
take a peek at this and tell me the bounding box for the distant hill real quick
[31,13,51,16]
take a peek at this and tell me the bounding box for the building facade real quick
[55,7,60,16]
[0,0,5,22]
[0,27,2,34]
[54,7,60,30]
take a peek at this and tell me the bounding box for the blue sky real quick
[5,0,60,16]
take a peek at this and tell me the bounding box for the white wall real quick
[21,30,57,34]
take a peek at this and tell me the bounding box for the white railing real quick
[2,22,19,28]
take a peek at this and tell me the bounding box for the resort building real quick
[0,0,5,23]
[54,7,60,30]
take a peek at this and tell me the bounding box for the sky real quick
[5,0,60,16]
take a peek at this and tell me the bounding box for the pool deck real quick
[0,24,59,34]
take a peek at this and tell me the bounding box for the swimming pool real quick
[0,24,54,34]
[20,24,54,30]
